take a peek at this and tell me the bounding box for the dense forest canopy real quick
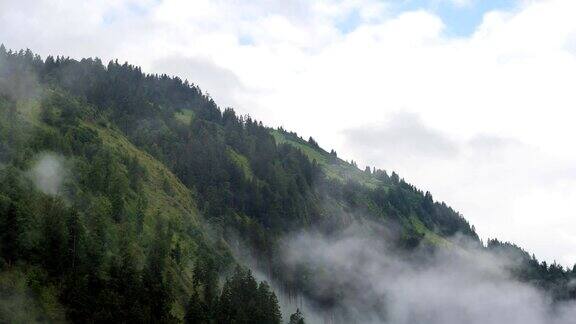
[1,46,575,323]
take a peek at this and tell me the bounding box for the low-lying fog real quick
[273,224,576,324]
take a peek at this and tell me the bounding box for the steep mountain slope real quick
[270,128,466,247]
[0,91,234,322]
[271,129,383,188]
[1,47,575,323]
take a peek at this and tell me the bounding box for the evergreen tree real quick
[289,309,305,324]
[255,281,282,324]
[185,291,208,324]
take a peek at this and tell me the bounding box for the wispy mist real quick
[0,58,41,102]
[279,224,576,324]
[27,152,67,196]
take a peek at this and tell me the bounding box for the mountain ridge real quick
[1,46,575,323]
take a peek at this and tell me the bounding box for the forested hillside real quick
[1,46,575,323]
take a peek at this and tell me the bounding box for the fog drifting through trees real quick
[27,153,67,196]
[277,224,576,324]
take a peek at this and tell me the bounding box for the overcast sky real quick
[2,0,576,266]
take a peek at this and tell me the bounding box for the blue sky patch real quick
[336,0,518,37]
[102,0,161,25]
[403,0,518,37]
[335,8,363,34]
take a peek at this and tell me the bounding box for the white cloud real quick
[343,112,459,160]
[2,0,576,265]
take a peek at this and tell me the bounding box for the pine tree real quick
[42,198,70,276]
[256,281,282,324]
[185,291,207,324]
[216,278,234,323]
[289,309,305,324]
